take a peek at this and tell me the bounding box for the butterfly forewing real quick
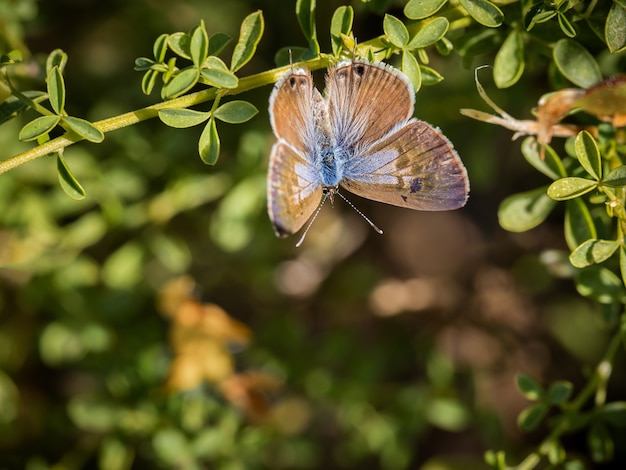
[342,120,469,210]
[326,60,414,150]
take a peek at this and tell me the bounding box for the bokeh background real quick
[0,0,623,468]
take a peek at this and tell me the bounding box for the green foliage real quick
[1,0,626,469]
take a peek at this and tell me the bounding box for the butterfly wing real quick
[268,68,323,236]
[342,120,469,210]
[326,60,414,150]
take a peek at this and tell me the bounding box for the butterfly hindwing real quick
[326,60,414,151]
[267,141,322,237]
[342,120,469,210]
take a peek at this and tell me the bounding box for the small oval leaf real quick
[159,109,211,128]
[569,239,619,268]
[231,10,264,72]
[553,39,602,88]
[420,65,444,85]
[47,66,65,115]
[606,2,626,53]
[199,117,220,165]
[547,177,597,200]
[522,138,567,180]
[401,51,421,93]
[574,130,601,180]
[200,66,238,89]
[547,381,573,405]
[383,14,409,48]
[18,115,61,141]
[459,0,504,27]
[408,17,449,49]
[208,32,232,57]
[493,30,525,88]
[517,373,544,400]
[162,67,200,99]
[404,0,447,19]
[62,116,105,143]
[213,100,258,124]
[565,198,597,251]
[57,152,86,200]
[153,33,169,62]
[190,22,209,68]
[518,403,549,432]
[330,5,354,55]
[603,165,626,187]
[498,186,556,232]
[576,267,626,304]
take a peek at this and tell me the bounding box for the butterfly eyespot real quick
[353,64,365,78]
[289,76,297,88]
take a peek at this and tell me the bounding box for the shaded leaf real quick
[401,51,421,93]
[47,66,65,115]
[547,381,573,405]
[603,165,626,187]
[493,30,524,88]
[231,10,264,72]
[213,100,258,124]
[0,91,46,125]
[420,65,444,85]
[498,186,556,232]
[330,5,354,56]
[63,116,104,143]
[408,17,449,49]
[570,239,619,268]
[207,32,232,57]
[565,198,597,251]
[18,115,60,141]
[199,117,220,165]
[296,0,319,56]
[547,177,597,200]
[518,403,549,432]
[159,109,210,128]
[595,402,626,427]
[588,423,614,463]
[606,2,626,53]
[57,152,86,200]
[162,67,200,99]
[557,12,577,38]
[517,373,544,400]
[553,39,602,88]
[574,130,601,180]
[383,14,409,48]
[576,266,626,304]
[459,0,504,27]
[521,138,567,180]
[404,0,447,19]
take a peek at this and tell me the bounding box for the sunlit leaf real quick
[141,69,159,95]
[547,177,597,200]
[565,198,597,251]
[153,33,168,62]
[162,67,200,99]
[401,51,421,93]
[404,0,447,19]
[47,66,65,115]
[408,17,449,49]
[498,186,556,232]
[521,138,567,180]
[603,166,626,187]
[213,100,258,124]
[168,32,191,59]
[199,116,220,164]
[553,39,602,88]
[383,14,409,48]
[606,2,626,53]
[231,10,264,72]
[201,57,238,88]
[574,130,601,180]
[569,239,619,268]
[420,65,444,85]
[46,48,67,74]
[557,12,576,38]
[493,30,524,88]
[18,115,60,141]
[576,267,626,304]
[190,21,209,68]
[459,0,504,27]
[159,109,211,128]
[330,5,354,56]
[57,152,86,200]
[63,116,105,143]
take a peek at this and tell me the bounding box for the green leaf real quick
[57,152,86,200]
[493,29,524,88]
[231,10,264,72]
[498,186,556,232]
[0,91,46,125]
[404,0,447,19]
[606,2,626,53]
[521,138,567,180]
[621,246,626,288]
[588,423,614,463]
[517,373,544,400]
[574,130,601,180]
[190,21,209,68]
[141,69,159,95]
[213,100,258,124]
[159,109,211,128]
[152,428,191,465]
[401,51,421,93]
[570,239,619,268]
[557,12,577,38]
[420,65,444,85]
[603,165,626,187]
[595,402,626,427]
[168,32,191,59]
[408,17,449,49]
[47,66,65,115]
[576,267,626,304]
[201,57,238,87]
[162,67,200,99]
[547,440,566,465]
[62,116,105,143]
[199,117,220,165]
[296,0,319,56]
[18,115,61,141]
[153,33,168,62]
[383,14,409,48]
[518,403,549,432]
[46,49,67,74]
[553,39,602,88]
[565,198,597,251]
[547,177,597,200]
[547,381,573,405]
[458,0,504,27]
[207,32,232,57]
[330,6,354,56]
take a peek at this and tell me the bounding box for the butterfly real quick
[267,59,469,246]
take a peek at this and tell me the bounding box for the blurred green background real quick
[0,0,623,469]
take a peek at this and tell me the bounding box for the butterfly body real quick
[268,59,469,239]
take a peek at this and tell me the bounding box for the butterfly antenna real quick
[295,193,330,248]
[335,191,384,235]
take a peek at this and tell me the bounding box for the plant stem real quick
[0,55,331,175]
